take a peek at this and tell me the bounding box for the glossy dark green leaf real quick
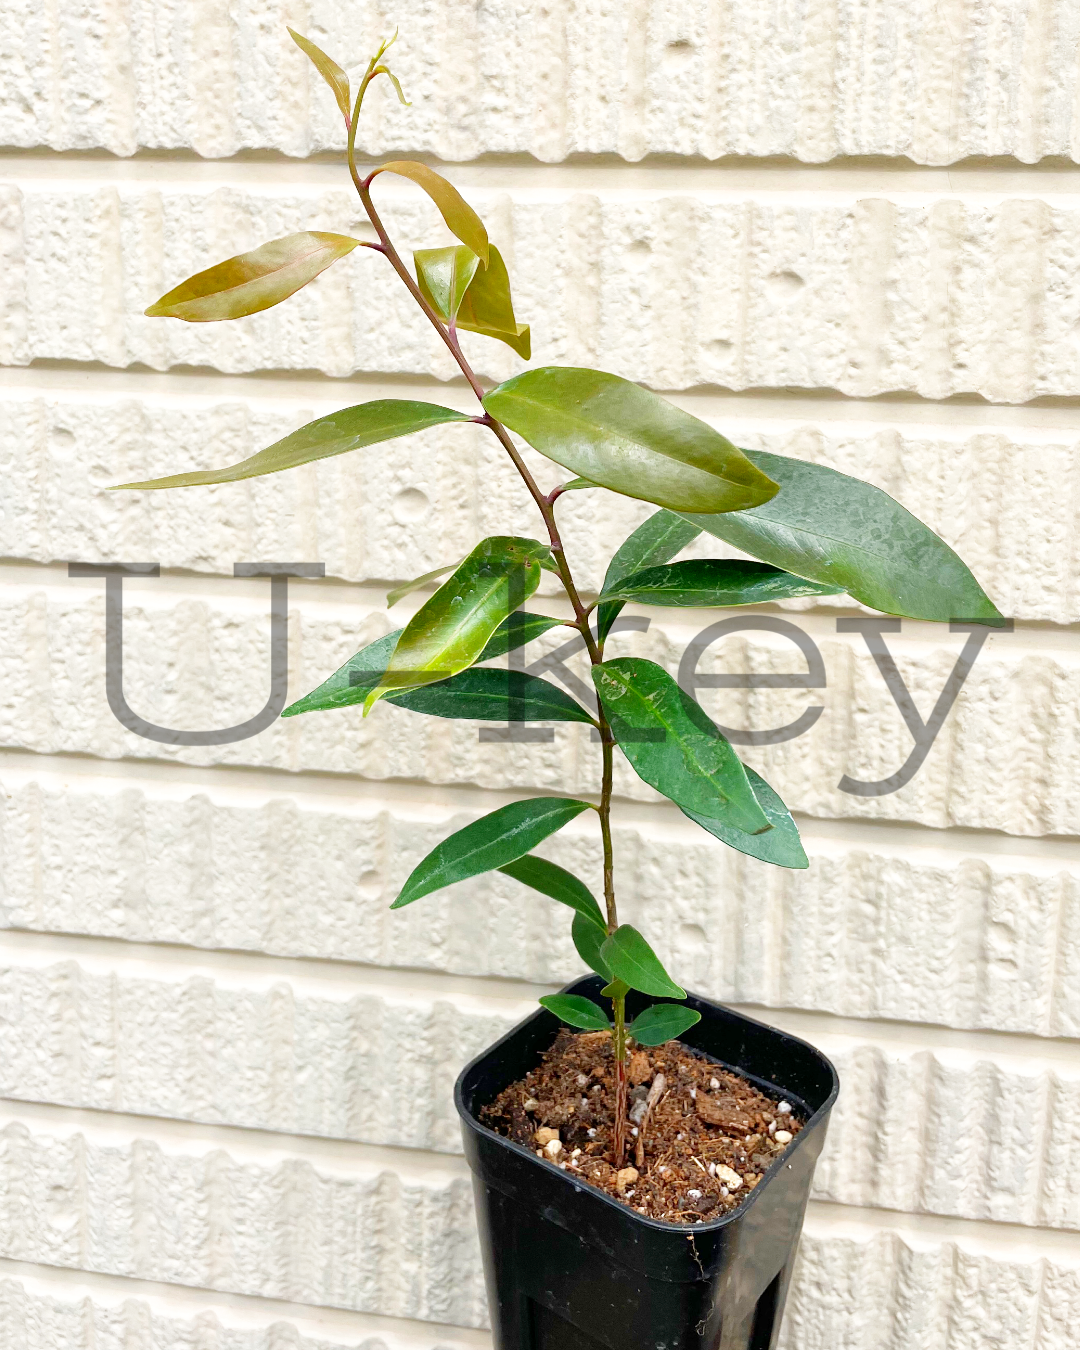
[483,368,779,513]
[281,629,402,717]
[597,509,703,643]
[365,536,547,711]
[387,562,460,609]
[592,657,771,834]
[115,401,471,490]
[477,611,568,662]
[601,559,844,608]
[456,245,531,359]
[680,451,1004,624]
[288,28,351,123]
[681,766,808,869]
[628,1003,702,1046]
[538,995,610,1031]
[370,161,489,264]
[600,924,685,998]
[497,855,606,928]
[391,797,592,907]
[414,246,480,323]
[572,912,612,980]
[391,668,596,722]
[144,232,362,323]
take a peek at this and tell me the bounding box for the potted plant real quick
[118,28,1003,1350]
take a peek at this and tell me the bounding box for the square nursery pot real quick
[455,974,838,1350]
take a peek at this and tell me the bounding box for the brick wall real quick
[1,5,1079,1348]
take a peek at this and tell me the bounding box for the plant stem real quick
[348,127,628,1163]
[612,992,629,1168]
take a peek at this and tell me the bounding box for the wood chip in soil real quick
[480,1028,803,1224]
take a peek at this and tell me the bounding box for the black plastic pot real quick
[455,975,838,1350]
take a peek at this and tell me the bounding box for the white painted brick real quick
[0,954,524,1155]
[0,1116,484,1328]
[1,774,1079,1038]
[1,392,1072,624]
[7,185,1080,399]
[0,1,1078,165]
[783,1224,1080,1350]
[0,581,1070,835]
[2,949,1079,1229]
[0,1277,485,1350]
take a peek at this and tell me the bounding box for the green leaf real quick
[282,628,402,716]
[561,477,598,491]
[601,978,630,1000]
[682,766,808,869]
[392,797,592,907]
[572,912,612,980]
[497,855,607,928]
[601,924,685,998]
[144,232,362,323]
[629,1003,702,1046]
[456,245,531,359]
[600,559,845,607]
[680,451,1005,624]
[597,508,703,643]
[371,161,489,265]
[477,611,568,662]
[114,401,471,490]
[483,368,779,513]
[592,657,771,834]
[364,536,548,712]
[391,668,596,722]
[539,995,611,1031]
[387,562,460,609]
[288,28,351,123]
[414,246,481,323]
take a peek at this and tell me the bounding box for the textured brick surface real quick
[1,0,1078,164]
[7,184,1080,399]
[4,391,1074,624]
[1,949,1078,1230]
[0,1116,484,1327]
[2,775,1078,1039]
[0,580,1067,834]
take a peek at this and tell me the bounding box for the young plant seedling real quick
[121,28,1004,1170]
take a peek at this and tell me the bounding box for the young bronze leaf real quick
[364,536,548,712]
[539,995,610,1031]
[682,766,808,869]
[414,246,481,323]
[628,1003,701,1046]
[483,368,779,513]
[596,508,703,643]
[497,855,607,929]
[288,27,351,124]
[680,451,1005,624]
[144,232,363,323]
[600,559,844,608]
[114,401,471,490]
[391,797,592,907]
[592,657,771,835]
[600,925,685,999]
[455,245,531,359]
[370,161,489,264]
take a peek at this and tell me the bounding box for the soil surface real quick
[481,1029,803,1224]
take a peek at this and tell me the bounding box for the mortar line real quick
[8,360,1080,433]
[0,925,1077,1068]
[1,745,1080,863]
[0,1255,492,1348]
